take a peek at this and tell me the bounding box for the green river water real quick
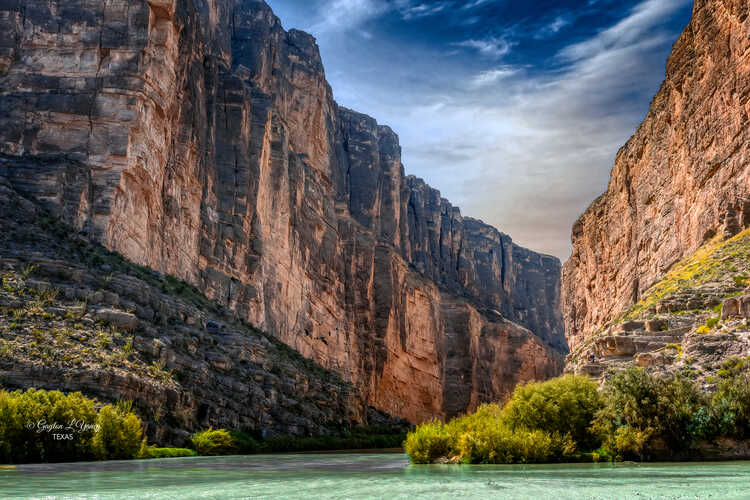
[1,453,749,499]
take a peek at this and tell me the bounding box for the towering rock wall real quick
[563,0,750,350]
[0,0,564,423]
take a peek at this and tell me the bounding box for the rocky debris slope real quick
[0,178,411,445]
[0,0,565,421]
[563,0,750,351]
[567,228,750,385]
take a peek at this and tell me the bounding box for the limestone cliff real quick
[563,0,750,351]
[0,0,564,423]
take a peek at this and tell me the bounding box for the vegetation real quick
[139,445,197,459]
[0,389,144,464]
[91,402,144,460]
[405,365,750,464]
[620,228,750,321]
[404,375,602,464]
[188,426,408,455]
[190,428,236,456]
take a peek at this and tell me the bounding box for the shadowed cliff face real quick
[0,0,565,423]
[563,0,750,351]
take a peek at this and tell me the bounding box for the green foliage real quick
[261,429,406,453]
[406,376,602,464]
[0,389,143,464]
[500,374,603,450]
[230,431,260,454]
[594,368,706,456]
[139,445,197,459]
[190,427,236,456]
[705,317,720,329]
[403,420,453,464]
[711,371,750,439]
[0,388,97,463]
[91,401,144,460]
[456,421,552,464]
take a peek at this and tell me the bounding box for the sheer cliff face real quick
[0,0,565,422]
[563,0,750,350]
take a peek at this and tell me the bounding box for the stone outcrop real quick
[0,0,565,422]
[563,0,750,350]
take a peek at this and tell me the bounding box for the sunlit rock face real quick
[563,0,750,351]
[0,0,565,422]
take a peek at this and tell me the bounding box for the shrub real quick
[594,368,706,456]
[91,402,144,460]
[456,421,552,464]
[610,426,651,460]
[499,374,602,451]
[403,420,453,464]
[190,428,236,456]
[230,431,260,453]
[711,372,750,439]
[0,388,97,463]
[139,445,197,459]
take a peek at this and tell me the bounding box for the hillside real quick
[0,178,411,445]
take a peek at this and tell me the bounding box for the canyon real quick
[0,0,565,430]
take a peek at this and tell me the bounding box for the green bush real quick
[456,421,552,464]
[230,431,260,454]
[593,368,706,457]
[711,372,750,439]
[139,445,197,459]
[190,428,236,456]
[500,374,602,451]
[403,420,453,464]
[0,388,97,463]
[0,389,144,463]
[91,402,144,460]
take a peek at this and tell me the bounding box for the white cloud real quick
[534,16,572,39]
[398,1,452,20]
[310,0,390,34]
[456,36,513,58]
[468,67,518,88]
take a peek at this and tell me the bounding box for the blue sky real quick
[265,0,694,260]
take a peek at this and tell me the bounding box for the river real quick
[1,453,749,499]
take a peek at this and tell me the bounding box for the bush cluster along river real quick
[1,453,749,499]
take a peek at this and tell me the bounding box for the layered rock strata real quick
[0,179,397,445]
[0,0,565,422]
[563,0,750,351]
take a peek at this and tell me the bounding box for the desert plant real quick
[499,374,602,451]
[91,401,144,460]
[190,427,236,456]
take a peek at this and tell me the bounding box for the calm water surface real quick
[1,453,749,499]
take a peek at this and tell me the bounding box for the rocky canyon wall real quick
[0,0,564,423]
[563,0,750,350]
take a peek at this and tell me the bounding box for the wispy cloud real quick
[462,0,493,9]
[456,36,514,58]
[310,0,390,34]
[534,15,572,39]
[468,66,518,88]
[398,1,453,20]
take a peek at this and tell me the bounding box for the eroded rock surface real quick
[563,0,750,351]
[0,0,565,422]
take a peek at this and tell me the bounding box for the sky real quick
[265,0,694,260]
